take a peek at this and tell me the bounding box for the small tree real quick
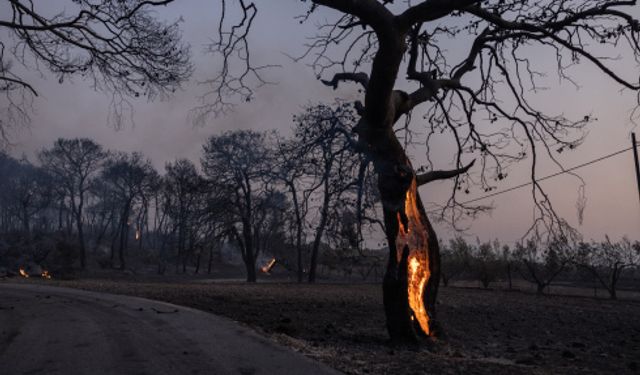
[500,244,516,290]
[516,238,572,295]
[575,237,640,300]
[471,240,500,289]
[440,237,471,287]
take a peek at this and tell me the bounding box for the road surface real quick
[0,283,342,375]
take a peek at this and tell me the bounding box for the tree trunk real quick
[308,173,331,283]
[118,202,131,270]
[609,269,619,300]
[376,152,441,342]
[240,219,257,283]
[287,182,304,284]
[22,205,30,236]
[208,245,214,274]
[245,256,256,282]
[442,274,449,287]
[75,202,86,270]
[195,250,201,274]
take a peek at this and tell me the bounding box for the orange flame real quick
[41,270,52,279]
[396,178,431,335]
[260,258,276,274]
[19,268,29,278]
[135,229,140,241]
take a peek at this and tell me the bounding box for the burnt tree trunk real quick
[373,132,441,342]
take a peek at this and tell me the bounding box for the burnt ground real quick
[5,278,640,374]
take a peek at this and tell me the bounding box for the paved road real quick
[0,283,342,375]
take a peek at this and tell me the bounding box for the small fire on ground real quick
[260,258,277,274]
[18,267,52,279]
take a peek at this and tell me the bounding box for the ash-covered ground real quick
[8,276,639,375]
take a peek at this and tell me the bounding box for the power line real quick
[433,145,637,208]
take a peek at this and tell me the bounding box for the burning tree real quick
[7,0,640,344]
[205,0,640,342]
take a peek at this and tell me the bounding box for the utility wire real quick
[436,145,637,208]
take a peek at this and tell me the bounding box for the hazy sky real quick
[2,1,640,245]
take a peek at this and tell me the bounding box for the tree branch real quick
[321,72,369,90]
[416,159,475,186]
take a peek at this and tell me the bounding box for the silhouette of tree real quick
[575,237,640,299]
[209,0,640,341]
[100,152,158,269]
[515,238,573,294]
[163,159,206,273]
[0,0,192,146]
[201,130,272,282]
[39,138,106,269]
[4,158,52,236]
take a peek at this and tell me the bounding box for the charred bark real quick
[378,161,441,342]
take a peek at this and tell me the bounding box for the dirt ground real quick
[7,277,640,374]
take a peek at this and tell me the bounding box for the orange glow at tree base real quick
[396,178,431,335]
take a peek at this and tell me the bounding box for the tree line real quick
[0,103,382,282]
[440,236,640,300]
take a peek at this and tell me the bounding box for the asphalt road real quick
[0,283,342,375]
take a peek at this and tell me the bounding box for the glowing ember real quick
[396,178,431,335]
[135,229,140,240]
[41,270,52,279]
[19,268,29,278]
[260,258,277,274]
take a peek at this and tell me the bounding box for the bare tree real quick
[3,157,52,235]
[0,0,191,146]
[440,237,471,287]
[270,137,313,283]
[293,103,364,283]
[575,237,640,299]
[201,130,271,282]
[500,243,516,290]
[100,152,158,269]
[515,238,573,294]
[39,138,105,269]
[471,239,500,289]
[207,0,640,341]
[163,159,205,273]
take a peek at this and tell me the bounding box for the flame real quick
[260,258,277,274]
[396,178,431,335]
[135,229,140,240]
[41,270,52,279]
[19,268,29,278]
